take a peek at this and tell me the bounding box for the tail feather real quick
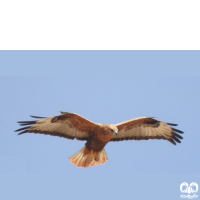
[89,159,96,167]
[100,148,108,164]
[72,151,83,166]
[68,146,108,168]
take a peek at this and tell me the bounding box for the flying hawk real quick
[15,112,184,168]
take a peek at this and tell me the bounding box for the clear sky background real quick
[0,51,200,200]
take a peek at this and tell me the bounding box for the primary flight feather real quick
[15,112,184,168]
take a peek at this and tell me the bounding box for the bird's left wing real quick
[15,112,99,141]
[110,117,183,145]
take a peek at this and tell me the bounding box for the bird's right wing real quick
[15,112,99,141]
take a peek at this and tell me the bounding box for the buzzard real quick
[15,112,183,168]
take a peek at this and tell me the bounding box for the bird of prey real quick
[15,112,184,168]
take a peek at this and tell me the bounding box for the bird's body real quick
[15,112,184,168]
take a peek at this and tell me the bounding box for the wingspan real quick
[110,117,183,145]
[15,112,99,141]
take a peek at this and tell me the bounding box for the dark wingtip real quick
[17,121,36,126]
[168,138,176,145]
[15,126,30,132]
[18,131,27,135]
[172,127,184,134]
[173,132,183,140]
[167,123,178,126]
[168,125,184,145]
[30,115,45,119]
[172,136,181,143]
[60,111,70,115]
[16,116,42,135]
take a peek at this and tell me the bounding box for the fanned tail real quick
[68,146,108,168]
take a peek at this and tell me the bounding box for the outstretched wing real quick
[110,117,183,145]
[15,112,99,141]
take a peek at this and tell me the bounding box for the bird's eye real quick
[111,129,114,132]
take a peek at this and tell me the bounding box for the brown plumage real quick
[15,112,184,168]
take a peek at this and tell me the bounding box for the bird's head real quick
[108,124,118,135]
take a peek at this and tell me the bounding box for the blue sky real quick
[0,51,200,200]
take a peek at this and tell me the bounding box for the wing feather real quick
[110,117,184,145]
[15,112,99,141]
